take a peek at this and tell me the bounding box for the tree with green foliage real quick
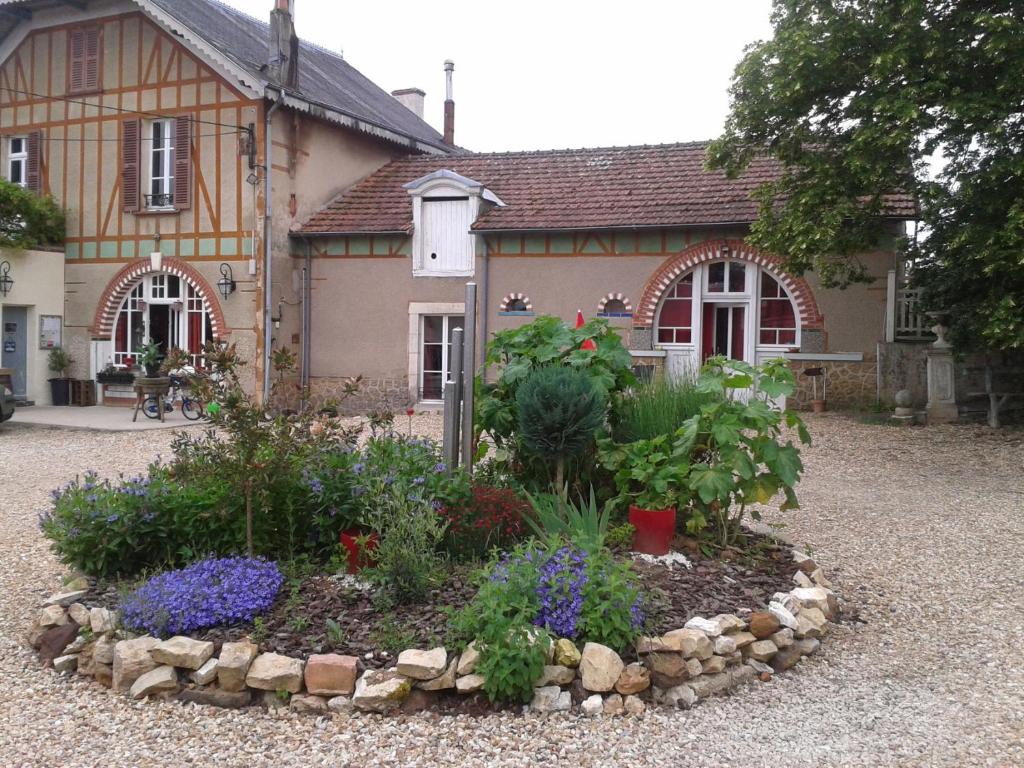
[0,178,64,249]
[708,0,1024,350]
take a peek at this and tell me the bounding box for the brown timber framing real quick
[0,10,259,260]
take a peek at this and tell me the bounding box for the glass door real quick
[702,303,746,362]
[420,314,464,401]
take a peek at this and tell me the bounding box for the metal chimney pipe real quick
[443,60,455,146]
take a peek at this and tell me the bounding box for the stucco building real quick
[0,0,919,411]
[293,144,914,410]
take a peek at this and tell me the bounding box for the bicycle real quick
[143,369,205,421]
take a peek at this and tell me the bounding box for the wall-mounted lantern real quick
[150,233,163,272]
[217,262,236,299]
[0,261,12,297]
[720,241,731,258]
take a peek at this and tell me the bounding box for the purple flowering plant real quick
[120,556,284,637]
[463,542,645,653]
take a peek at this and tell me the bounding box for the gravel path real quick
[1,415,1022,767]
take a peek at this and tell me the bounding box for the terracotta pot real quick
[628,505,676,556]
[811,399,826,414]
[339,529,378,574]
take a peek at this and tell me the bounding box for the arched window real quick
[598,293,633,317]
[112,272,213,367]
[759,273,797,345]
[656,273,693,344]
[499,292,533,314]
[655,264,799,360]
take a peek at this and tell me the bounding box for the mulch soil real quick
[191,530,797,667]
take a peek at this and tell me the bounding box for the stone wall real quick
[788,359,878,410]
[27,553,837,717]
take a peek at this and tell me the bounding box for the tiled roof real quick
[296,142,917,234]
[146,0,449,151]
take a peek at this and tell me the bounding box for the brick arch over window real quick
[91,257,229,338]
[634,239,823,330]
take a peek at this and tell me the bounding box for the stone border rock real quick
[25,551,837,717]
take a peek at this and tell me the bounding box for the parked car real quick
[0,386,14,423]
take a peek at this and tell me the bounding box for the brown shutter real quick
[84,28,100,91]
[121,118,141,213]
[68,29,85,93]
[173,114,192,210]
[26,130,42,193]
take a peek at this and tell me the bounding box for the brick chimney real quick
[269,0,299,89]
[391,88,426,119]
[443,60,455,145]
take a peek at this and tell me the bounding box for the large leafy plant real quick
[680,357,810,546]
[598,432,692,512]
[601,358,810,548]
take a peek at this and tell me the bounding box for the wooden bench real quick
[967,365,1022,428]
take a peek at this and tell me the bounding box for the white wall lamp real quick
[150,233,163,272]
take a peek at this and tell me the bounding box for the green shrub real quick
[475,621,549,704]
[475,315,634,491]
[524,486,609,552]
[612,375,716,443]
[39,467,241,578]
[454,541,645,701]
[516,365,607,490]
[364,488,449,603]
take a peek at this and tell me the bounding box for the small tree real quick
[516,366,607,492]
[47,348,73,378]
[191,341,360,556]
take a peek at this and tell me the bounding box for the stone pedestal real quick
[925,327,958,424]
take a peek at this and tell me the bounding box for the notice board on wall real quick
[39,315,62,349]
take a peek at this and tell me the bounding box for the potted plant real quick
[136,340,163,378]
[47,348,74,406]
[598,433,689,555]
[96,364,136,386]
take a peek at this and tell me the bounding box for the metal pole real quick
[461,283,477,473]
[262,91,283,401]
[443,327,464,472]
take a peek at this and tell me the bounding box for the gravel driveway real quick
[1,415,1021,767]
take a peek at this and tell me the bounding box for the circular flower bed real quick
[25,546,838,717]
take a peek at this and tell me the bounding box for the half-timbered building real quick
[0,0,451,402]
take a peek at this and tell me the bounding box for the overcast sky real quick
[219,0,774,152]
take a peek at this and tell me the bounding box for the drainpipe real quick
[262,89,283,400]
[301,237,312,406]
[478,235,489,372]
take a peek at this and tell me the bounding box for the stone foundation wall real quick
[304,376,410,415]
[28,553,836,717]
[788,359,878,410]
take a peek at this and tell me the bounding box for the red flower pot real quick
[339,529,378,574]
[628,505,677,556]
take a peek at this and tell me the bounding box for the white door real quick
[421,198,473,273]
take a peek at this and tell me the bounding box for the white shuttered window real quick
[417,196,473,275]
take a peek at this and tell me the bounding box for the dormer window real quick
[403,169,505,277]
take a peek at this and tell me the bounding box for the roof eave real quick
[276,91,450,155]
[291,228,411,238]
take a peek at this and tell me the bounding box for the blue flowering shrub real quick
[454,542,645,702]
[352,434,469,602]
[120,556,283,637]
[39,467,242,578]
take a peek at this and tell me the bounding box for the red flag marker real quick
[576,309,597,350]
